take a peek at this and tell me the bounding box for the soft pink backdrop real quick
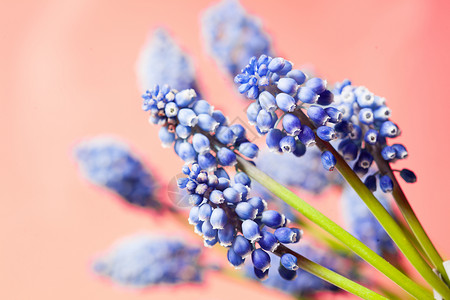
[2,0,450,299]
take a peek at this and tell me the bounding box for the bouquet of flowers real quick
[74,1,449,299]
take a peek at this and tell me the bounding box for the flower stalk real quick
[275,244,389,300]
[199,128,419,299]
[292,109,450,298]
[236,155,432,299]
[368,142,450,285]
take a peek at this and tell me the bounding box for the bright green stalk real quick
[292,216,408,299]
[298,219,352,255]
[276,244,389,300]
[368,143,449,285]
[292,110,449,297]
[236,156,432,299]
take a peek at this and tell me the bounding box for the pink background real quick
[2,0,450,299]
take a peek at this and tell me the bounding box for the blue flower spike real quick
[201,0,272,77]
[136,28,196,92]
[329,79,416,194]
[93,233,203,287]
[75,137,160,209]
[235,55,355,170]
[142,85,303,277]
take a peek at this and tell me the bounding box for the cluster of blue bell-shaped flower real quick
[341,184,398,259]
[178,164,303,280]
[74,137,160,208]
[142,84,259,165]
[136,28,197,91]
[93,233,203,287]
[332,80,416,193]
[201,0,272,77]
[142,86,303,280]
[235,55,349,172]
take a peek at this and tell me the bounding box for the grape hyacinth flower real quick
[233,57,448,297]
[181,162,302,278]
[201,0,272,77]
[235,55,347,170]
[142,85,304,279]
[332,80,416,192]
[236,55,417,197]
[341,184,398,259]
[93,233,203,287]
[136,28,197,91]
[130,7,450,295]
[74,137,160,209]
[331,80,450,291]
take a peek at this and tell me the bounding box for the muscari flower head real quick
[93,233,203,287]
[142,85,303,279]
[332,80,416,191]
[246,243,346,296]
[236,55,347,171]
[74,136,160,209]
[136,28,196,91]
[202,0,272,77]
[341,183,398,258]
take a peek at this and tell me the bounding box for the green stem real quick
[296,218,409,299]
[276,245,389,300]
[368,143,449,285]
[377,286,411,300]
[166,170,387,299]
[395,214,433,265]
[293,110,450,297]
[299,218,353,256]
[236,156,432,299]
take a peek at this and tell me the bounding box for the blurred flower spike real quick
[93,233,203,287]
[136,28,197,91]
[74,136,160,209]
[202,0,272,77]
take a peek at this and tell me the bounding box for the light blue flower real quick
[74,136,160,208]
[136,28,196,91]
[201,0,272,76]
[332,80,416,189]
[235,55,347,168]
[93,233,203,287]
